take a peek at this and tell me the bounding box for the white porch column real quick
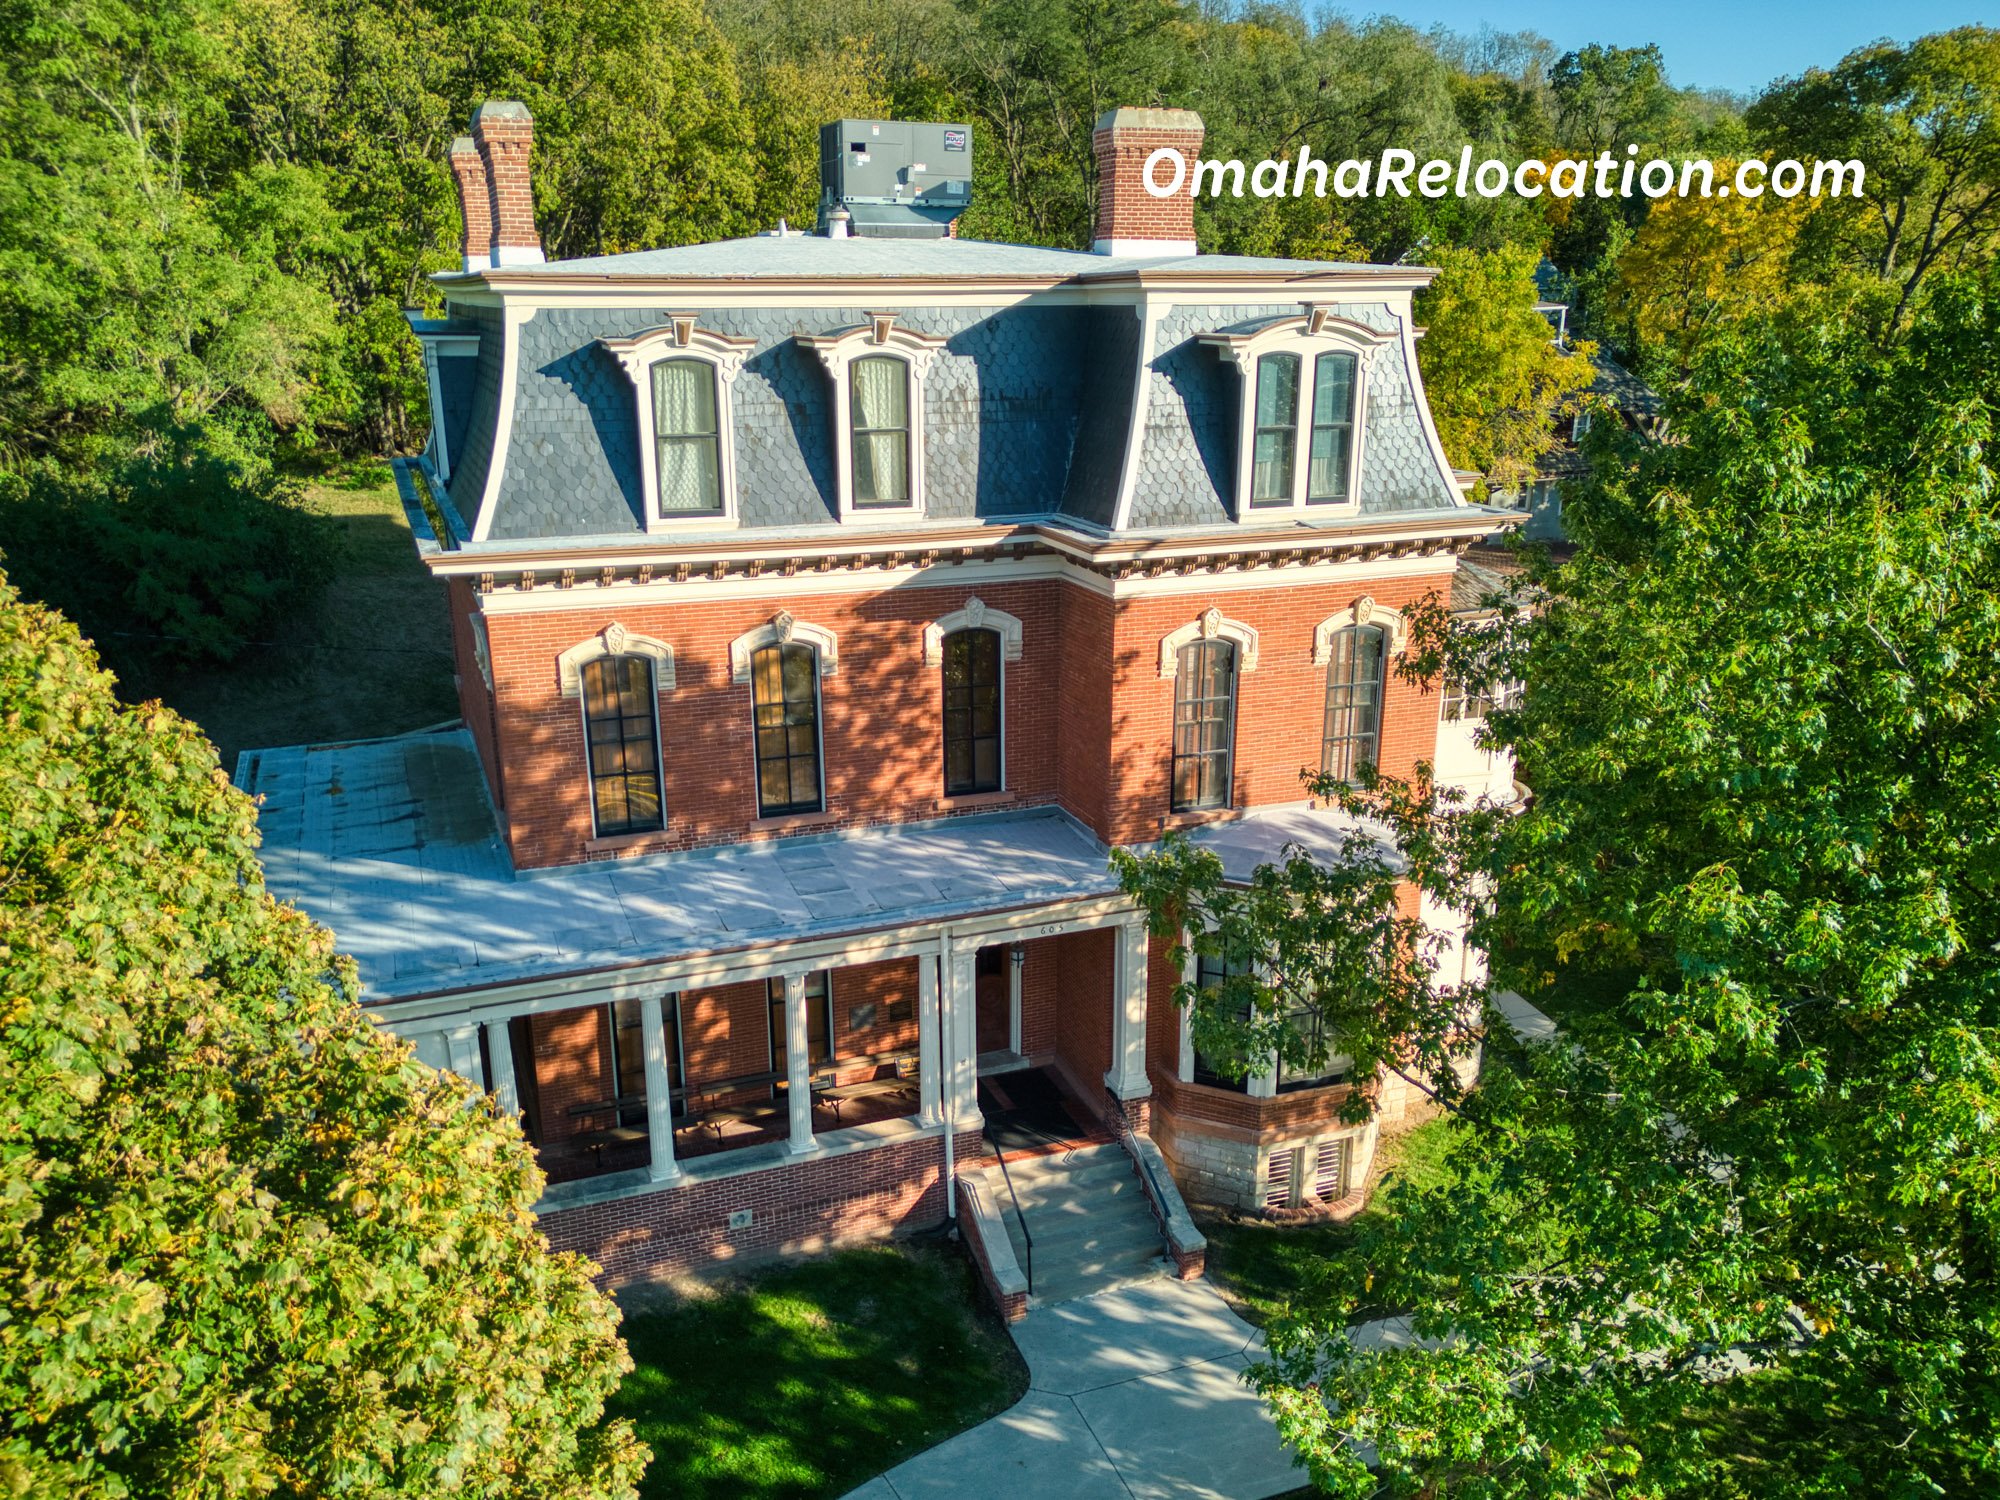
[784,972,816,1153]
[483,1019,520,1117]
[1007,943,1025,1057]
[942,942,981,1128]
[1249,1053,1279,1099]
[1177,939,1197,1083]
[918,951,943,1127]
[445,1023,484,1089]
[640,993,680,1182]
[1104,916,1152,1100]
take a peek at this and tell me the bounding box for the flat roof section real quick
[240,725,1121,1003]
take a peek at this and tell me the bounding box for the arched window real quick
[941,627,1003,795]
[849,355,911,507]
[650,358,722,514]
[1320,624,1386,782]
[1250,353,1300,507]
[580,655,664,835]
[752,642,823,817]
[1172,638,1237,812]
[1307,351,1358,504]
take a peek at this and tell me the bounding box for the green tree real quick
[1749,26,2000,333]
[0,572,647,1496]
[1122,271,2000,1496]
[1414,243,1597,496]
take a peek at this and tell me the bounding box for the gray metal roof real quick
[1173,803,1403,883]
[241,726,1121,1002]
[477,234,1381,282]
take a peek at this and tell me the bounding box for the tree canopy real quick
[0,569,646,1497]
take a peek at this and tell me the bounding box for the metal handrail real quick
[984,1125,1033,1296]
[1110,1094,1176,1255]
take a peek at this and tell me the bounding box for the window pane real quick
[652,360,722,513]
[751,643,823,816]
[1192,952,1252,1093]
[1320,625,1385,783]
[1255,354,1299,427]
[1308,353,1356,504]
[581,656,664,836]
[941,627,1003,795]
[851,357,911,507]
[1171,640,1235,812]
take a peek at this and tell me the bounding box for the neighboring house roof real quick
[239,725,1122,1003]
[1590,354,1663,423]
[1451,547,1529,616]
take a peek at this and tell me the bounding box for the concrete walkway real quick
[841,1275,1305,1500]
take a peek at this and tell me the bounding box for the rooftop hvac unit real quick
[817,120,973,239]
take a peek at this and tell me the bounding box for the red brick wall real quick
[1102,573,1456,847]
[1052,926,1115,1090]
[481,579,1063,869]
[1055,585,1116,834]
[541,1128,982,1284]
[526,1005,611,1157]
[447,577,505,812]
[1019,938,1060,1057]
[1093,112,1205,247]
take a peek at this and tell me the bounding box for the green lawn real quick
[1197,1115,1458,1328]
[609,1242,1029,1500]
[123,464,457,768]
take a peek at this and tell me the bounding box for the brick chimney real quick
[471,100,544,268]
[1091,107,1204,257]
[448,136,493,272]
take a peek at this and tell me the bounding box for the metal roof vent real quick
[817,120,972,239]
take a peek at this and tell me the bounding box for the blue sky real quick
[1346,1,1989,96]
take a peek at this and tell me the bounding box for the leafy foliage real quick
[0,571,647,1496]
[1230,272,2000,1497]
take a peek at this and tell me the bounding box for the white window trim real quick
[600,318,756,533]
[729,612,840,685]
[919,596,1024,667]
[1158,606,1259,680]
[468,612,494,691]
[1312,596,1406,664]
[556,621,676,698]
[1199,306,1391,520]
[798,315,945,521]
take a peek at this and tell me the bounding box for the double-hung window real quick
[1307,352,1357,504]
[581,656,664,836]
[941,627,1003,795]
[752,642,823,817]
[1172,639,1237,812]
[850,356,911,507]
[606,999,649,1126]
[1191,951,1253,1093]
[1250,354,1300,507]
[650,358,723,515]
[1275,994,1350,1093]
[1320,625,1386,783]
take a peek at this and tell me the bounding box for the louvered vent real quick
[1263,1148,1295,1210]
[1313,1139,1346,1201]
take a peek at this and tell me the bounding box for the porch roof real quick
[1172,803,1405,884]
[238,725,1120,1003]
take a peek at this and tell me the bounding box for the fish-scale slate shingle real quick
[1060,306,1141,527]
[1126,301,1455,528]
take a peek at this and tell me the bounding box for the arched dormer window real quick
[600,317,756,530]
[800,314,945,519]
[556,623,677,838]
[1200,306,1392,519]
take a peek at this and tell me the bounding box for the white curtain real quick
[652,360,720,511]
[850,357,909,504]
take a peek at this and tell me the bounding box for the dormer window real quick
[850,356,911,507]
[800,316,945,519]
[651,358,722,513]
[600,319,755,530]
[1202,308,1391,519]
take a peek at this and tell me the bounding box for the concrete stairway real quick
[992,1142,1169,1306]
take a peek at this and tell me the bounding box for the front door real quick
[975,946,1010,1056]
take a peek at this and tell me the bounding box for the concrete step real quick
[993,1153,1134,1194]
[1032,1253,1169,1306]
[1028,1217,1163,1264]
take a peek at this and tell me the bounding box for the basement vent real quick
[1313,1140,1347,1202]
[1263,1148,1295,1211]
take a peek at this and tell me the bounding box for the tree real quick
[1610,173,1813,373]
[1750,26,2000,333]
[1155,270,2000,1497]
[1414,243,1598,496]
[0,572,647,1496]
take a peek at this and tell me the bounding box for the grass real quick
[122,463,457,768]
[609,1241,1029,1500]
[1197,1114,1459,1329]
